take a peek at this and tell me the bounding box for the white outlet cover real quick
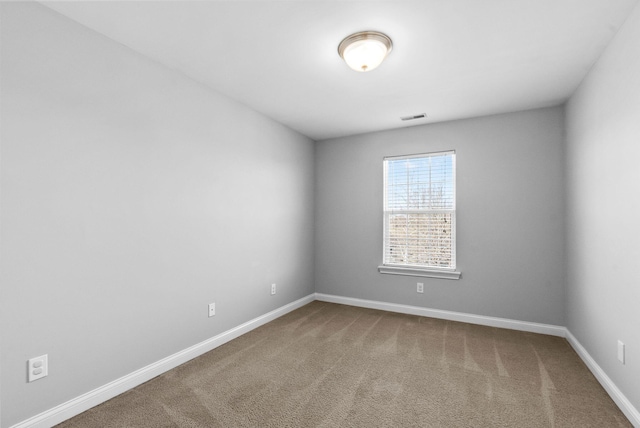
[417,283,424,293]
[271,284,276,295]
[208,302,215,317]
[617,340,625,364]
[28,354,48,382]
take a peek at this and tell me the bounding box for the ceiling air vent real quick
[400,113,427,121]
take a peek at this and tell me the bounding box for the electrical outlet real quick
[618,340,625,364]
[208,302,215,317]
[28,354,48,382]
[417,282,424,293]
[271,283,276,295]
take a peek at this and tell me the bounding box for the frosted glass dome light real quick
[338,31,393,72]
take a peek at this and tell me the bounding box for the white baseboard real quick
[565,330,640,427]
[11,293,639,428]
[10,294,315,428]
[314,293,567,337]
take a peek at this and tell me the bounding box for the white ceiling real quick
[43,0,638,141]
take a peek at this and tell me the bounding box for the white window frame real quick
[378,151,461,280]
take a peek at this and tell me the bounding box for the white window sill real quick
[378,265,461,280]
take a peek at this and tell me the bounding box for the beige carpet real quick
[56,301,631,427]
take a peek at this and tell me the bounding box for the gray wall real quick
[565,1,640,412]
[0,3,315,426]
[315,107,566,326]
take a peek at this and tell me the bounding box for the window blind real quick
[383,151,456,269]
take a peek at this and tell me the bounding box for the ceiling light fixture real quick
[338,31,393,72]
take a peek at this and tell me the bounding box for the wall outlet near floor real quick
[28,354,48,382]
[208,302,215,317]
[271,283,276,295]
[417,282,424,293]
[617,340,625,364]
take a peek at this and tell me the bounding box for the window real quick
[379,151,460,279]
